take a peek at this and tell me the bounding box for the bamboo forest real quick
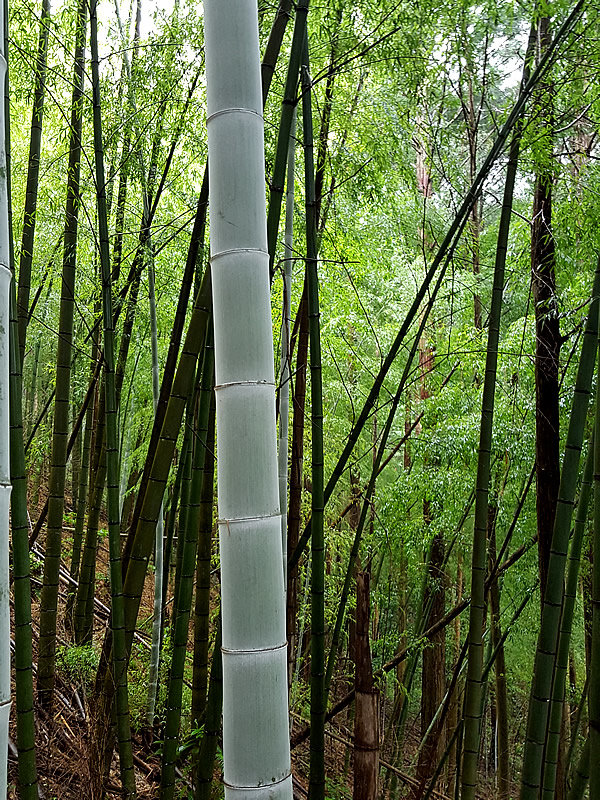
[3,0,600,796]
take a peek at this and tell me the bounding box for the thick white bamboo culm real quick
[0,0,11,792]
[204,1,293,798]
[278,108,296,586]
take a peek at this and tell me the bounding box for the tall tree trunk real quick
[204,2,292,797]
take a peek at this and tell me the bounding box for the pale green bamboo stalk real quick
[204,1,292,796]
[0,0,11,786]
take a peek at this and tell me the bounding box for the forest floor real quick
[7,490,504,800]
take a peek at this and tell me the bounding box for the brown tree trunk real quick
[354,571,379,800]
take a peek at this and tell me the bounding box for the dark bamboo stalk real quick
[302,43,326,800]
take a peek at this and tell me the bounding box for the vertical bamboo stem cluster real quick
[204,1,292,797]
[89,0,135,793]
[0,2,11,791]
[38,0,86,706]
[520,257,600,799]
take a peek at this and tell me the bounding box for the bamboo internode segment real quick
[205,0,292,797]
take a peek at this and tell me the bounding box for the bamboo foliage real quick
[204,0,292,796]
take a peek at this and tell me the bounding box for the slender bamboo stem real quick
[301,43,325,800]
[17,0,50,366]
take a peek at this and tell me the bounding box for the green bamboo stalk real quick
[162,428,190,626]
[16,0,50,366]
[520,257,600,799]
[37,0,87,708]
[160,333,214,800]
[323,256,454,702]
[65,388,93,629]
[591,362,600,797]
[194,621,223,800]
[567,737,589,800]
[5,20,37,791]
[542,437,594,797]
[0,20,9,786]
[9,294,38,798]
[90,0,136,791]
[192,395,216,726]
[460,56,527,798]
[301,43,325,800]
[261,0,293,106]
[278,106,295,587]
[146,250,166,725]
[267,0,309,273]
